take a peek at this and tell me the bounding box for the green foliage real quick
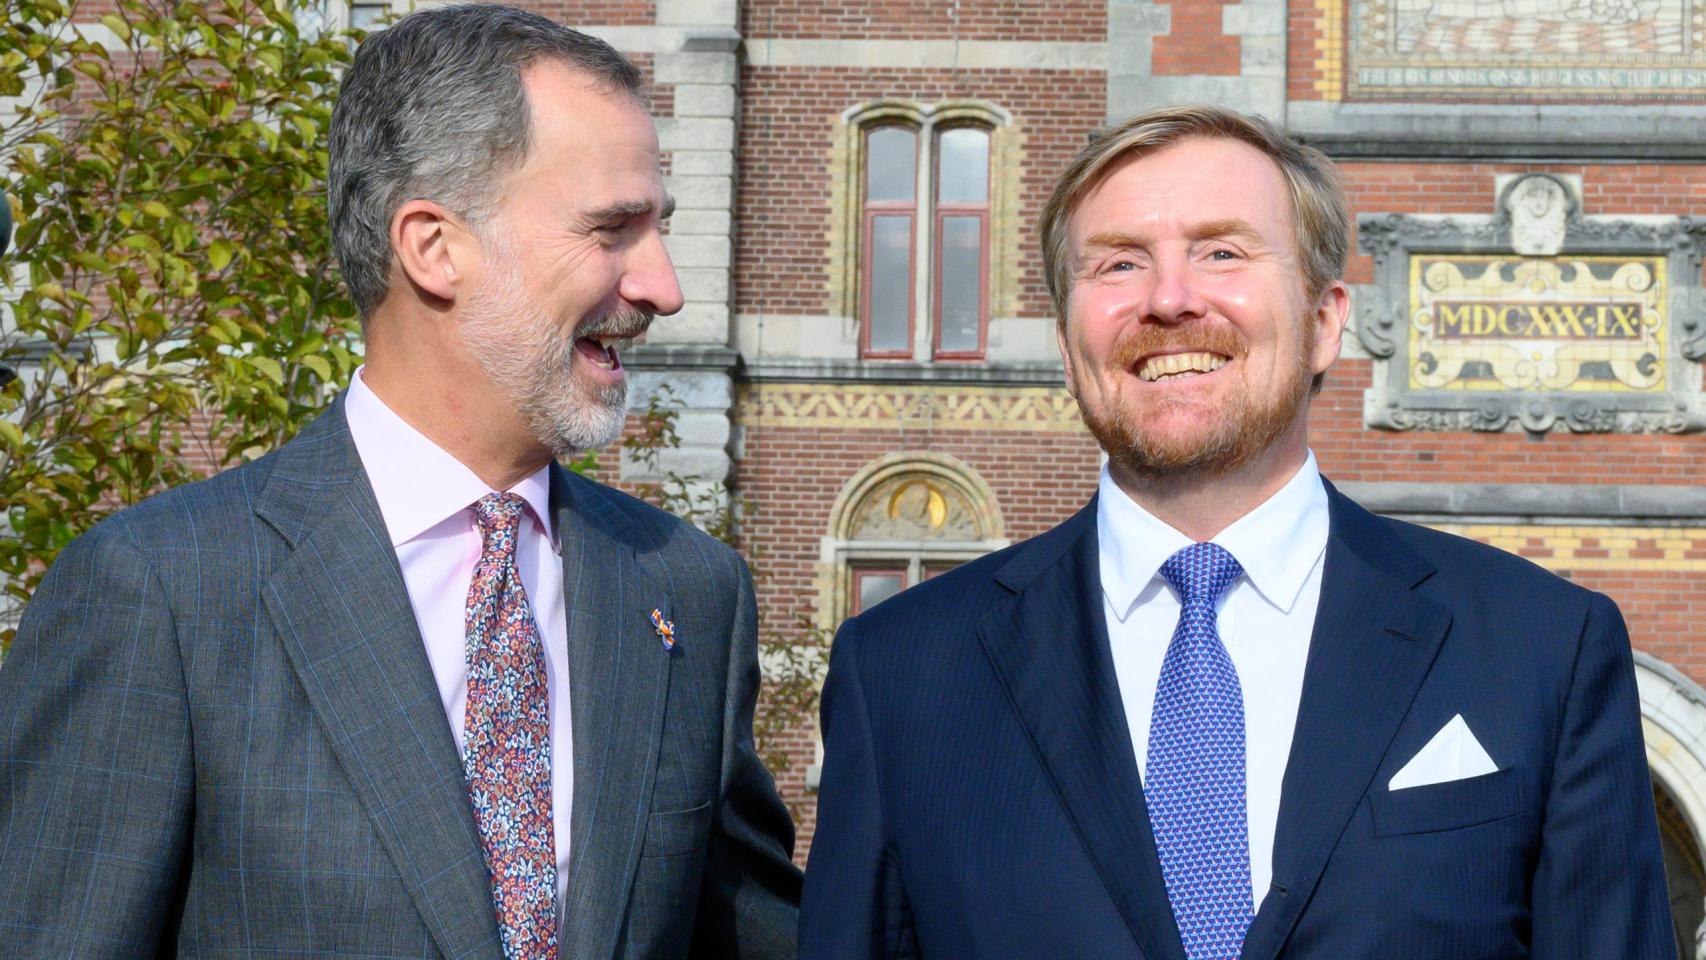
[0,0,363,648]
[0,0,822,788]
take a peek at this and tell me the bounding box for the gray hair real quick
[328,3,645,318]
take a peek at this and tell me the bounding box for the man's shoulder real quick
[74,449,285,559]
[1340,493,1602,617]
[842,505,1092,646]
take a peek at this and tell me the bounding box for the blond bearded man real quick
[799,105,1669,959]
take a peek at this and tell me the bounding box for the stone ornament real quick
[1506,174,1573,256]
[1354,175,1706,434]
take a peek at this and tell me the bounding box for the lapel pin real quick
[650,608,676,651]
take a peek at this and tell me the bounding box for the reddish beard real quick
[1077,317,1315,483]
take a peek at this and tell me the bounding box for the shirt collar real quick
[344,366,558,549]
[1096,451,1329,619]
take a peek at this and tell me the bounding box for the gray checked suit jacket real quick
[0,397,802,959]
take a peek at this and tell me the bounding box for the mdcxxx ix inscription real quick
[1358,173,1706,433]
[1411,255,1666,393]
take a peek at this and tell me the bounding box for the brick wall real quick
[533,0,657,25]
[742,0,1105,40]
[734,66,1106,318]
[732,405,1103,856]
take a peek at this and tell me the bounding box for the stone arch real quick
[805,453,1009,788]
[828,451,1004,544]
[1636,650,1706,953]
[815,452,1008,629]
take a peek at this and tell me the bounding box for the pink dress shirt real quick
[344,368,573,909]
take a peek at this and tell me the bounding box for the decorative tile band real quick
[735,382,1087,432]
[1432,524,1706,572]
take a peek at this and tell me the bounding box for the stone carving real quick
[848,476,981,541]
[1356,185,1706,435]
[1505,175,1572,256]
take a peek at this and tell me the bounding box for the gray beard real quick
[460,267,632,457]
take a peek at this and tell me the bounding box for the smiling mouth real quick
[1137,351,1229,382]
[574,334,638,371]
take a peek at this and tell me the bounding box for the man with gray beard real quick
[0,6,801,958]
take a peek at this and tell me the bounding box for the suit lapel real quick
[257,402,503,960]
[976,502,1187,960]
[555,469,675,960]
[1241,483,1452,960]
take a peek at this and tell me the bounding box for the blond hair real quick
[1039,104,1350,325]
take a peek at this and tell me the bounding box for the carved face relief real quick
[1506,176,1571,256]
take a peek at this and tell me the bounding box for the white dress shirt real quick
[344,367,573,908]
[1098,452,1329,909]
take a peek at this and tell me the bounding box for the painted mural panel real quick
[1348,0,1706,98]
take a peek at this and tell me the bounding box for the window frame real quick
[857,124,921,360]
[929,124,992,361]
[849,564,910,616]
[852,109,999,363]
[930,209,991,360]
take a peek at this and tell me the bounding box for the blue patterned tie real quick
[1146,542,1252,959]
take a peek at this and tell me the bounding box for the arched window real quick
[824,453,1007,618]
[842,102,1008,362]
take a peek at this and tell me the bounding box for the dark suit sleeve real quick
[799,617,916,960]
[691,554,804,959]
[0,528,194,956]
[1530,591,1672,958]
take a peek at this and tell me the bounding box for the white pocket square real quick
[1388,714,1499,790]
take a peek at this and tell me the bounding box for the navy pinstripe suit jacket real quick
[0,399,801,959]
[800,482,1671,959]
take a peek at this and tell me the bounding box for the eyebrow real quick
[1079,218,1264,254]
[1186,217,1262,242]
[588,194,676,223]
[1080,230,1144,252]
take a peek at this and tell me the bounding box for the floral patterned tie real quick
[464,492,558,960]
[1146,541,1252,960]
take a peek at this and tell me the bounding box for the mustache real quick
[574,307,654,341]
[1109,323,1246,369]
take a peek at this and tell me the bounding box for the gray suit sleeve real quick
[690,551,803,959]
[0,528,194,956]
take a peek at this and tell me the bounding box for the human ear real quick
[1309,280,1350,376]
[389,199,471,304]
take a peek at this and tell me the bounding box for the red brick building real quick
[23,0,1706,947]
[553,0,1706,944]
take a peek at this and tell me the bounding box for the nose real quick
[619,230,685,317]
[1141,249,1207,326]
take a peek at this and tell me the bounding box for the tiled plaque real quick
[1358,175,1706,433]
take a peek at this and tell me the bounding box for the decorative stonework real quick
[1346,0,1706,99]
[1356,174,1706,434]
[846,475,982,541]
[828,452,1005,544]
[816,452,1009,630]
[1313,0,1349,99]
[1634,649,1706,931]
[1426,522,1706,571]
[735,382,1087,432]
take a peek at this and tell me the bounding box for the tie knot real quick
[1159,541,1243,607]
[472,492,527,538]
